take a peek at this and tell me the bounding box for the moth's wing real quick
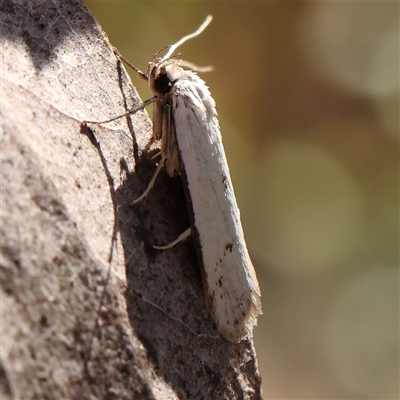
[152,100,163,140]
[172,73,262,343]
[155,97,180,177]
[161,100,181,178]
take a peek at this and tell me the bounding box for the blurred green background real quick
[83,2,399,398]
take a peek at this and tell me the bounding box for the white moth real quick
[85,16,262,343]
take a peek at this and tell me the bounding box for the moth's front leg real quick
[130,99,169,205]
[82,96,157,126]
[153,227,192,250]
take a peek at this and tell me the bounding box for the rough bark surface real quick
[0,0,263,399]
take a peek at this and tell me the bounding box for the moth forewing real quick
[169,71,262,342]
[152,100,163,140]
[161,100,180,177]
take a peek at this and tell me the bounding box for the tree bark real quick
[0,0,263,398]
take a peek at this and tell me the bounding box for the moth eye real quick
[154,72,171,94]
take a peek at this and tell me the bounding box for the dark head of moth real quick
[82,16,262,343]
[153,69,172,94]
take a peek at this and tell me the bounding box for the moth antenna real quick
[162,15,213,61]
[152,45,170,64]
[157,54,181,69]
[179,60,213,73]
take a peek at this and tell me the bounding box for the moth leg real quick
[131,98,174,205]
[151,151,162,159]
[153,227,191,250]
[112,46,149,81]
[83,97,157,126]
[130,156,166,206]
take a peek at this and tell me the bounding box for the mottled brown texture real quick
[0,0,263,398]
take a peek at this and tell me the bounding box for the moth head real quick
[148,59,184,97]
[146,16,213,98]
[151,64,171,96]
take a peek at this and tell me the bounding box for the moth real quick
[84,16,262,343]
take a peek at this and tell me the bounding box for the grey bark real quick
[0,0,263,398]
